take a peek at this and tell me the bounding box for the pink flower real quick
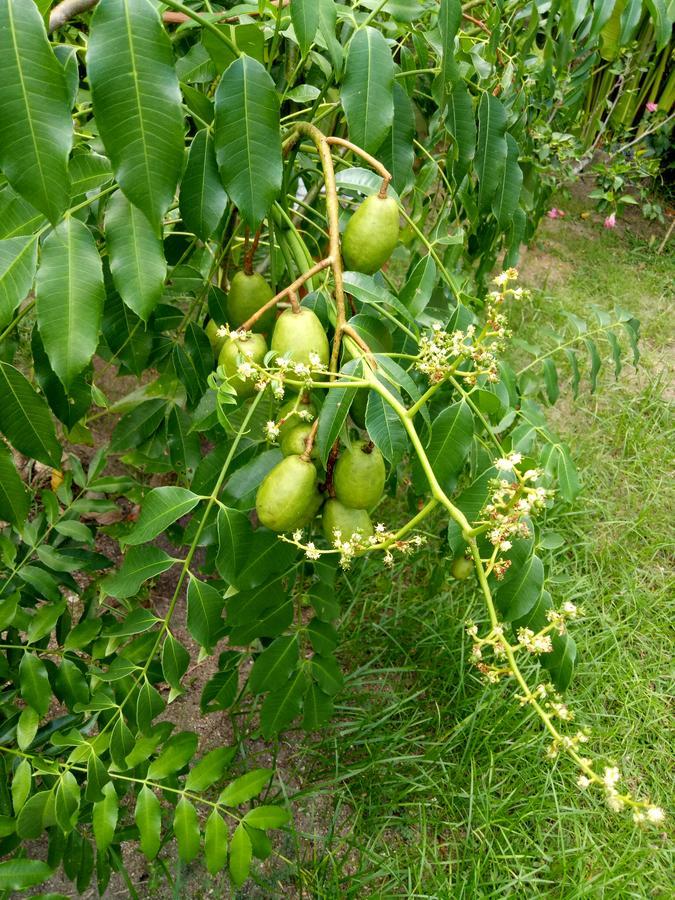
[646,101,658,113]
[604,213,616,229]
[547,208,565,219]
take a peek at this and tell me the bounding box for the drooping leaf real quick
[214,55,282,228]
[302,683,334,730]
[35,217,105,388]
[147,732,198,780]
[542,632,577,691]
[100,545,176,599]
[422,401,473,494]
[88,0,184,224]
[291,0,319,57]
[229,822,252,888]
[438,0,461,92]
[341,26,394,154]
[495,553,545,622]
[31,328,92,429]
[179,129,228,241]
[19,652,50,717]
[379,82,416,195]
[204,810,228,875]
[93,782,118,852]
[260,669,306,738]
[475,93,507,211]
[0,236,38,329]
[123,486,200,546]
[492,134,523,229]
[54,771,80,833]
[174,798,200,863]
[316,359,362,465]
[135,786,161,860]
[0,362,60,467]
[0,859,53,892]
[365,382,408,464]
[0,0,72,223]
[161,633,190,694]
[248,635,299,695]
[0,440,29,527]
[17,707,39,751]
[105,191,167,323]
[186,574,226,652]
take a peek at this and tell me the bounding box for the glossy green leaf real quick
[379,82,415,195]
[0,440,29,527]
[174,798,200,863]
[100,545,176,599]
[123,486,200,546]
[186,574,226,652]
[365,382,408,464]
[438,0,461,92]
[0,0,72,223]
[185,747,235,792]
[243,805,291,829]
[229,822,252,888]
[447,462,498,556]
[93,782,118,852]
[219,768,272,807]
[35,217,104,388]
[260,669,306,738]
[445,83,476,185]
[54,771,80,833]
[542,358,560,405]
[17,706,39,751]
[85,754,110,804]
[643,0,671,50]
[11,758,31,814]
[68,151,113,196]
[136,679,165,734]
[492,134,523,229]
[88,0,184,224]
[542,632,577,691]
[179,129,228,241]
[0,236,38,329]
[291,0,319,56]
[0,859,53,892]
[302,683,334,730]
[105,191,167,323]
[0,362,61,467]
[342,27,394,154]
[423,401,473,494]
[204,809,228,875]
[16,790,49,839]
[54,658,89,710]
[135,786,161,860]
[475,93,507,211]
[495,553,545,621]
[214,55,282,228]
[161,633,190,694]
[20,652,50,717]
[248,635,299,695]
[147,732,198,780]
[310,654,343,696]
[316,360,362,465]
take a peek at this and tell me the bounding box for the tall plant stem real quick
[325,137,392,196]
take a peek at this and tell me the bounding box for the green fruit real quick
[218,332,267,397]
[204,319,227,358]
[271,308,329,369]
[255,455,320,533]
[227,271,276,333]
[451,556,473,580]
[342,194,400,275]
[333,441,385,510]
[322,499,373,544]
[277,394,317,438]
[281,424,317,458]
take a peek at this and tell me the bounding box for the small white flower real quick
[292,529,303,542]
[646,806,665,824]
[495,457,515,472]
[237,362,255,380]
[375,523,386,534]
[265,420,280,440]
[603,767,621,789]
[577,775,591,790]
[383,551,394,566]
[293,362,311,377]
[305,542,320,561]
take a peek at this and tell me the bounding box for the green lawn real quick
[277,208,673,897]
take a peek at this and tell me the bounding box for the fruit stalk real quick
[239,256,332,331]
[325,136,392,197]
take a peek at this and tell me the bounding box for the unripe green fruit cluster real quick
[227,270,275,333]
[342,194,400,275]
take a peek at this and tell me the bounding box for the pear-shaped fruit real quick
[278,394,317,438]
[227,271,275,333]
[333,441,385,510]
[271,308,329,369]
[255,454,320,533]
[205,319,227,358]
[342,194,400,275]
[451,556,473,580]
[322,499,373,544]
[281,423,317,458]
[218,332,267,397]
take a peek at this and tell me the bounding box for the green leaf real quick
[135,786,161,860]
[204,810,228,875]
[584,338,602,393]
[365,382,408,464]
[342,26,394,154]
[16,790,49,839]
[186,574,226,652]
[260,669,306,738]
[54,657,89,710]
[100,545,175,600]
[379,82,415,195]
[161,633,190,694]
[219,768,272,807]
[35,217,104,389]
[310,654,343,696]
[492,133,523,230]
[185,747,234,792]
[0,440,29,527]
[0,0,71,223]
[68,151,113,196]
[179,129,228,241]
[123,486,200,546]
[229,822,252,888]
[291,0,319,56]
[542,632,577,691]
[447,462,497,556]
[542,358,560,405]
[0,362,61,467]
[475,93,507,212]
[105,191,167,323]
[147,732,198,780]
[136,679,165,735]
[0,186,45,240]
[216,506,297,590]
[302,683,334,730]
[0,859,53,892]
[243,805,290,829]
[85,754,110,804]
[20,652,50,716]
[438,0,461,92]
[11,759,31,814]
[495,553,545,621]
[316,360,362,465]
[174,798,200,863]
[214,55,282,228]
[93,782,118,852]
[643,0,672,50]
[110,398,167,453]
[423,401,473,494]
[88,0,184,224]
[248,635,299,695]
[0,236,38,329]
[54,772,80,833]
[17,706,39,751]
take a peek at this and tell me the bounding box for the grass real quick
[273,206,673,897]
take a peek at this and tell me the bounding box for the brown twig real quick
[288,290,301,314]
[162,0,288,25]
[48,0,98,31]
[341,324,378,369]
[326,136,392,198]
[322,439,341,498]
[239,256,332,331]
[300,419,319,462]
